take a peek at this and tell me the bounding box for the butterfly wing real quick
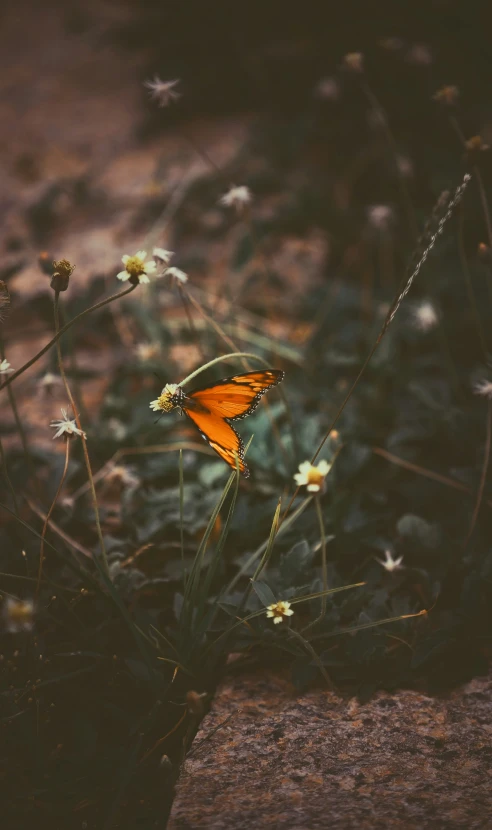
[183,408,249,476]
[187,370,284,420]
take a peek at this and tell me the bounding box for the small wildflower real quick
[117,251,157,285]
[314,77,340,101]
[38,251,54,275]
[412,300,439,332]
[367,204,394,233]
[0,280,10,322]
[50,408,86,440]
[396,155,414,178]
[50,259,75,292]
[342,52,364,73]
[376,550,404,572]
[266,600,294,624]
[474,380,492,399]
[405,43,433,66]
[0,358,14,375]
[144,76,181,107]
[379,37,404,51]
[294,460,332,493]
[3,598,35,633]
[219,185,252,213]
[107,417,127,442]
[152,247,174,265]
[478,242,491,261]
[150,383,182,413]
[38,372,63,397]
[135,342,161,362]
[105,464,140,489]
[433,85,459,107]
[465,135,490,164]
[165,266,188,285]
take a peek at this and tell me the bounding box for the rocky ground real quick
[169,670,492,829]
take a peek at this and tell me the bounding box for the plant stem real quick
[361,80,419,243]
[0,434,19,515]
[0,284,137,391]
[178,351,271,387]
[0,332,31,476]
[36,436,70,596]
[302,495,328,633]
[53,291,110,577]
[457,205,488,358]
[6,384,31,470]
[465,399,492,547]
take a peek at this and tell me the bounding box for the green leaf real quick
[279,540,314,587]
[411,631,454,669]
[233,232,254,270]
[250,580,277,608]
[397,514,440,550]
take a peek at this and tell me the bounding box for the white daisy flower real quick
[376,550,404,573]
[150,383,181,413]
[144,77,181,107]
[474,380,492,399]
[314,77,340,101]
[3,597,35,633]
[38,372,63,396]
[342,52,364,72]
[153,247,174,265]
[135,342,161,362]
[294,460,332,493]
[50,408,86,440]
[0,358,14,375]
[165,266,188,285]
[219,185,252,212]
[266,600,294,624]
[412,300,439,332]
[368,204,394,232]
[117,251,157,285]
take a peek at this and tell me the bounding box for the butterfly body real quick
[153,370,284,477]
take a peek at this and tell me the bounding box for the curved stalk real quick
[53,292,109,577]
[0,284,137,391]
[36,437,70,595]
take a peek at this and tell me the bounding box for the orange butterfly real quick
[150,370,284,477]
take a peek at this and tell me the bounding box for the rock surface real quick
[169,670,492,829]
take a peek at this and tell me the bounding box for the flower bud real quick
[50,259,75,292]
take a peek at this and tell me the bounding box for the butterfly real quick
[150,370,284,477]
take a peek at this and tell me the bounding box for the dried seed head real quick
[50,259,75,292]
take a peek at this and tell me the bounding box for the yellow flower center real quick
[8,601,33,622]
[307,468,325,487]
[156,384,180,412]
[125,256,146,278]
